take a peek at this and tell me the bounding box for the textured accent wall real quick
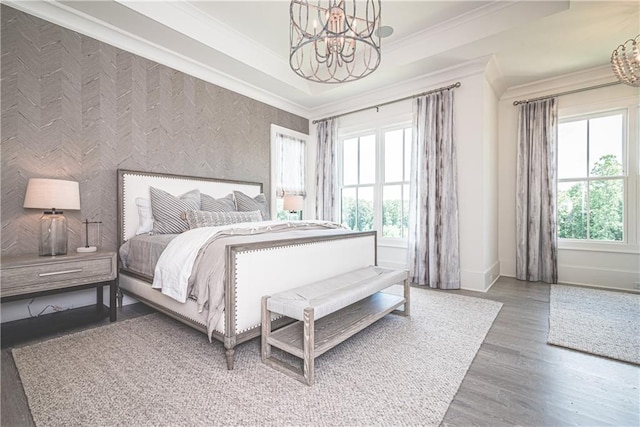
[0,6,309,256]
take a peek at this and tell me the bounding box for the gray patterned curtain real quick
[408,89,460,289]
[516,98,558,283]
[315,118,338,221]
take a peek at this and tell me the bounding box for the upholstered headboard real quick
[117,169,262,245]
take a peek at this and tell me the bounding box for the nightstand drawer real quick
[0,256,115,296]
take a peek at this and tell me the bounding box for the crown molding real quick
[385,1,513,51]
[484,55,506,99]
[3,0,312,118]
[501,65,619,102]
[114,1,311,95]
[310,56,493,121]
[383,0,569,70]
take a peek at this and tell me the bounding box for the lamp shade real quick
[283,194,304,211]
[23,178,80,210]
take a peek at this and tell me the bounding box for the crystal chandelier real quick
[290,0,381,84]
[611,35,640,87]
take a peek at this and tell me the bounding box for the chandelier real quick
[611,35,640,87]
[290,0,381,84]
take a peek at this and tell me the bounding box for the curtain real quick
[407,89,460,289]
[516,98,558,283]
[275,132,306,197]
[315,118,338,221]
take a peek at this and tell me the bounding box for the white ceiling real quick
[8,1,640,116]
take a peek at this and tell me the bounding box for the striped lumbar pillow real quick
[150,187,201,234]
[183,210,262,229]
[233,191,270,220]
[201,193,236,212]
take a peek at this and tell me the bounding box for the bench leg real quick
[392,278,411,317]
[403,278,411,316]
[303,307,315,386]
[261,295,271,362]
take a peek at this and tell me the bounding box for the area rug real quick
[12,289,502,427]
[548,285,640,365]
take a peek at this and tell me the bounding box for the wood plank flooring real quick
[1,277,638,426]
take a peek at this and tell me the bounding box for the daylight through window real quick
[557,111,626,242]
[340,125,411,240]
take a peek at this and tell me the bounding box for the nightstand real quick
[1,251,117,346]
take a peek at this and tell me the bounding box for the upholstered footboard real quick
[223,231,376,369]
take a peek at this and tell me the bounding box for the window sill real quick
[378,239,408,249]
[558,240,640,255]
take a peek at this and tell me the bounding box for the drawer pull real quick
[38,269,83,277]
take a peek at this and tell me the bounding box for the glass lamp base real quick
[39,212,68,256]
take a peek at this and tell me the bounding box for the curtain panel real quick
[275,132,306,197]
[315,118,338,221]
[516,98,558,284]
[408,89,461,289]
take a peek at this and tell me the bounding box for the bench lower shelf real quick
[267,292,406,359]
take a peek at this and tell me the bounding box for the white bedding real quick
[152,220,345,304]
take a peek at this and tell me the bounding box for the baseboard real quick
[461,260,500,292]
[498,260,639,292]
[377,259,408,270]
[558,264,639,292]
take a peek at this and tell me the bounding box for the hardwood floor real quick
[1,277,638,426]
[441,277,639,427]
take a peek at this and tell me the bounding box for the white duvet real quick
[152,220,343,304]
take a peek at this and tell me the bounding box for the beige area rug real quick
[548,285,640,365]
[13,288,502,426]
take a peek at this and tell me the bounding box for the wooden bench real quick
[261,266,410,385]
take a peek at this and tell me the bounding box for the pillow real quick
[135,197,153,235]
[201,193,236,212]
[233,191,270,220]
[183,210,263,229]
[150,187,201,234]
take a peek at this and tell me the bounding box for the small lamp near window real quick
[23,178,80,256]
[283,194,304,220]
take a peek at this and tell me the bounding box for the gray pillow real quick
[201,193,236,212]
[150,187,200,234]
[233,191,270,220]
[183,210,263,229]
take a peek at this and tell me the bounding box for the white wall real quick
[499,66,640,291]
[483,77,501,288]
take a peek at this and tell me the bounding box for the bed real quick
[117,169,377,369]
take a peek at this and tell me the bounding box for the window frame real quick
[557,100,639,254]
[338,120,412,247]
[270,124,308,220]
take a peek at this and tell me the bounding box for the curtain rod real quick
[512,81,621,106]
[312,81,461,124]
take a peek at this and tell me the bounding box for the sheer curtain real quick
[275,132,306,197]
[516,98,558,283]
[407,89,460,289]
[315,118,338,221]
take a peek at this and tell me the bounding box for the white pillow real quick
[135,197,153,235]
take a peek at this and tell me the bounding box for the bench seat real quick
[267,266,408,321]
[261,265,410,385]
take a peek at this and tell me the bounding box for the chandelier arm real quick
[289,0,382,84]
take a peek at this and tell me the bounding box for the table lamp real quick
[23,178,80,256]
[283,194,304,220]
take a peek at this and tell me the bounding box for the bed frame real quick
[117,169,377,370]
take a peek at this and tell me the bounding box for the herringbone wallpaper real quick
[0,6,308,256]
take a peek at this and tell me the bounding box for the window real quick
[382,128,411,238]
[339,125,411,241]
[270,125,307,220]
[557,111,625,242]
